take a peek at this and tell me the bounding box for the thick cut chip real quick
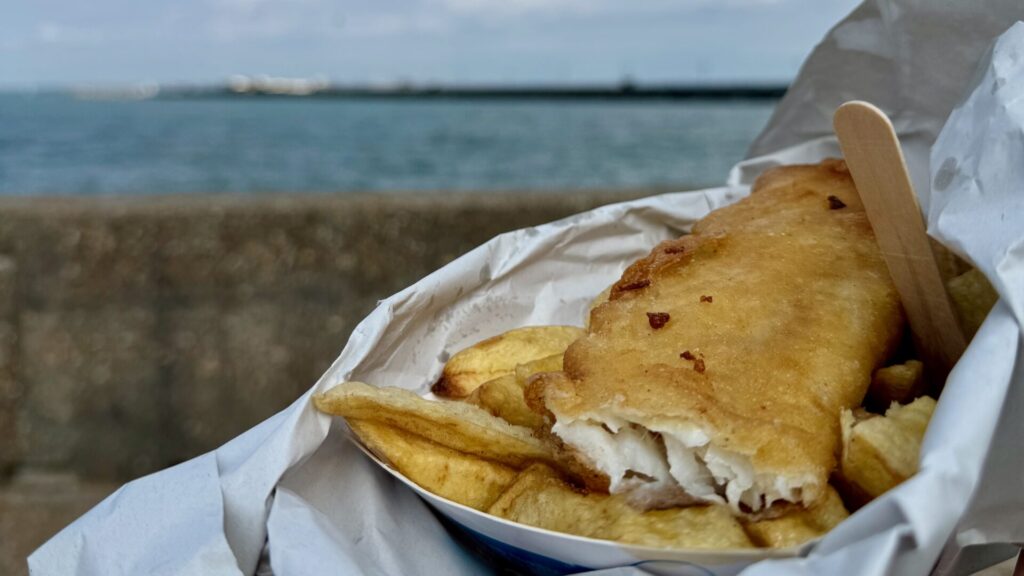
[839,395,937,499]
[315,382,556,468]
[432,326,584,398]
[468,374,542,429]
[930,238,971,282]
[741,486,849,548]
[868,360,925,406]
[947,268,998,338]
[348,419,517,510]
[514,353,564,383]
[487,465,753,549]
[469,353,563,429]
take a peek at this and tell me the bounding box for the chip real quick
[314,382,556,468]
[869,360,925,406]
[741,486,849,548]
[348,419,518,510]
[947,268,998,338]
[487,464,754,549]
[468,353,563,429]
[514,353,564,384]
[930,238,971,283]
[468,373,543,429]
[839,395,937,500]
[432,326,584,398]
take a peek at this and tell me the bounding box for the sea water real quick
[0,93,775,195]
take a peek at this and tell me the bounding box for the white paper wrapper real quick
[30,2,1024,575]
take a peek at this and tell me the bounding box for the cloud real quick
[441,0,594,17]
[201,0,793,45]
[210,0,319,9]
[205,0,451,42]
[336,11,449,38]
[34,22,103,45]
[440,0,787,18]
[205,0,330,41]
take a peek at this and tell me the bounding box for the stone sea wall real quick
[0,189,651,482]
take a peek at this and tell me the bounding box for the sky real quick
[2,0,861,88]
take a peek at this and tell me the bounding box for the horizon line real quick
[2,80,789,102]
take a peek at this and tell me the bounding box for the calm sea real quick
[0,93,775,195]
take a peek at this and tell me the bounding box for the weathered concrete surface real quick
[0,473,118,576]
[0,258,17,472]
[0,189,654,481]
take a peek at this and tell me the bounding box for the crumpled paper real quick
[29,2,1024,575]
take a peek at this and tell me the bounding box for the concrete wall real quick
[0,190,650,481]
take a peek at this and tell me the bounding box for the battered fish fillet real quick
[530,160,904,514]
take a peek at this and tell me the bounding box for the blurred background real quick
[0,0,864,573]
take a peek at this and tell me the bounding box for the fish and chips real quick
[315,159,994,551]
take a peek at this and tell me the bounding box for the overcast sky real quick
[2,0,860,88]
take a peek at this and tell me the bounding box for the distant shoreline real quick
[156,84,787,102]
[2,83,788,102]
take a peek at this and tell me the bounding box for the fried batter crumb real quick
[646,312,670,329]
[693,358,706,373]
[619,279,651,291]
[700,295,713,303]
[680,350,695,360]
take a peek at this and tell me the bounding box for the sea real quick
[0,93,776,195]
